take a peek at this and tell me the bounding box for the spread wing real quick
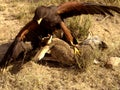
[57,2,120,19]
[0,20,39,68]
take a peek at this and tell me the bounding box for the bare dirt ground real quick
[0,0,120,90]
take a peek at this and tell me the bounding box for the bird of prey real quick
[0,1,120,68]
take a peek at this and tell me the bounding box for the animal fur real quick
[33,36,107,68]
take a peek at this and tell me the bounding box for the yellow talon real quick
[70,41,80,55]
[74,47,80,55]
[73,46,81,69]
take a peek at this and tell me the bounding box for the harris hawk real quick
[0,1,120,68]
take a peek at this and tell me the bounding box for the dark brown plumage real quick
[34,1,120,44]
[0,1,120,68]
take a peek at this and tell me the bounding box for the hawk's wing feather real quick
[0,20,38,68]
[57,2,120,18]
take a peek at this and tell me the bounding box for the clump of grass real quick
[78,15,91,41]
[74,45,102,72]
[66,15,91,42]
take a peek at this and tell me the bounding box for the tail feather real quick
[0,39,19,68]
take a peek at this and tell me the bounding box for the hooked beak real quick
[37,18,43,24]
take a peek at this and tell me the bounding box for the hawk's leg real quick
[60,21,80,55]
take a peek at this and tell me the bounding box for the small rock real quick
[93,59,100,65]
[105,57,120,68]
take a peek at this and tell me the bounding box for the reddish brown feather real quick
[60,21,73,44]
[57,2,82,15]
[0,20,39,68]
[57,1,120,18]
[17,20,39,41]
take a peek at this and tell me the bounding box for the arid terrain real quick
[0,0,120,90]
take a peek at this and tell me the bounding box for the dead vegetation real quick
[0,0,120,90]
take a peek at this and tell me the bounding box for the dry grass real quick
[0,0,120,90]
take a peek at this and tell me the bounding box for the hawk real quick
[0,1,120,68]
